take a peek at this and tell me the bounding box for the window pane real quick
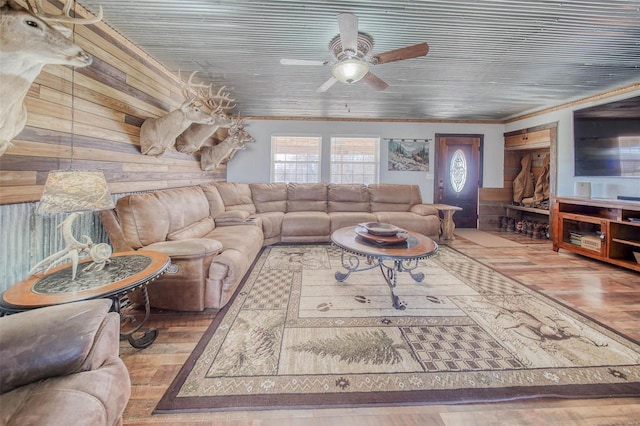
[271,136,321,183]
[330,137,379,184]
[450,149,467,193]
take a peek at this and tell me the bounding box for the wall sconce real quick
[332,58,369,84]
[31,170,115,280]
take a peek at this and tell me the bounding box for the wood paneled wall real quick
[0,0,225,206]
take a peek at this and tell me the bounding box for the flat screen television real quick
[573,96,640,177]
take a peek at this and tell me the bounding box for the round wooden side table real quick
[0,250,170,349]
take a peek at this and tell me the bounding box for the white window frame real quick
[270,135,322,183]
[329,136,380,184]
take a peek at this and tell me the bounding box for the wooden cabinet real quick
[505,129,551,150]
[479,122,556,232]
[553,197,640,272]
[490,123,557,233]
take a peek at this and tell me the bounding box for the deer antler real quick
[211,86,235,103]
[179,70,211,101]
[201,87,236,113]
[228,114,246,135]
[31,0,103,24]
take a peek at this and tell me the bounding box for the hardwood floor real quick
[119,231,640,425]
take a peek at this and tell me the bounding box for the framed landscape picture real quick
[388,139,430,171]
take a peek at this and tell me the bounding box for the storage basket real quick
[580,235,601,251]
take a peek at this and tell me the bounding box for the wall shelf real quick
[503,204,550,216]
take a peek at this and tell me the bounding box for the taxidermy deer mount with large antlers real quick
[139,71,216,156]
[200,118,255,171]
[0,0,103,156]
[175,85,236,155]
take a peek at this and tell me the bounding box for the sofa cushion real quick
[167,216,215,240]
[144,238,223,258]
[1,362,130,426]
[209,224,264,256]
[156,186,211,231]
[282,211,330,237]
[0,299,115,394]
[328,183,370,212]
[0,300,129,426]
[250,183,287,213]
[368,184,423,212]
[117,186,212,248]
[286,182,328,212]
[116,192,170,249]
[215,182,256,213]
[329,211,377,233]
[200,183,226,217]
[373,211,440,237]
[214,210,251,225]
[205,224,264,308]
[410,204,439,216]
[255,211,285,240]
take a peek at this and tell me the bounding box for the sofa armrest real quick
[214,210,251,226]
[0,299,117,394]
[143,238,223,259]
[410,204,439,216]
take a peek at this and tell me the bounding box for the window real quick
[449,149,467,193]
[330,137,379,184]
[271,136,321,183]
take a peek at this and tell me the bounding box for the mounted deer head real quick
[175,85,236,154]
[139,71,216,156]
[140,96,215,156]
[200,119,254,171]
[0,0,103,156]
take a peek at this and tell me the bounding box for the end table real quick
[0,250,170,349]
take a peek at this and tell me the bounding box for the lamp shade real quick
[37,170,115,215]
[332,59,369,84]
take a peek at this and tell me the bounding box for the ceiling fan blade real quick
[280,59,329,66]
[373,42,429,65]
[317,77,338,93]
[362,72,389,91]
[337,13,358,55]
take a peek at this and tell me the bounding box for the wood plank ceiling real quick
[78,0,640,121]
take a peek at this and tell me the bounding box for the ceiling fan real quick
[280,13,429,93]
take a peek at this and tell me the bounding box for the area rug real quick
[155,244,640,413]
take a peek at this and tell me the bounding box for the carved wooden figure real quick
[0,0,102,156]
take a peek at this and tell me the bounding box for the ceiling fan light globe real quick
[332,59,369,84]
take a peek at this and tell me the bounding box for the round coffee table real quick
[0,250,170,348]
[331,225,438,310]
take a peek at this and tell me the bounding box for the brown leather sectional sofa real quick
[100,182,442,312]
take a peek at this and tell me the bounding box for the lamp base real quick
[28,213,113,280]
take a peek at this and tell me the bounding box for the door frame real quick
[434,133,484,226]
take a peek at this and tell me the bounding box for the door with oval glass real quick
[434,134,482,228]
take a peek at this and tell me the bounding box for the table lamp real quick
[30,170,115,280]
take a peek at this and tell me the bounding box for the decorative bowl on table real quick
[355,228,408,245]
[358,222,401,236]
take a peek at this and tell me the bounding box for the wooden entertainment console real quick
[553,197,640,272]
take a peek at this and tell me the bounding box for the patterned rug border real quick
[155,243,640,414]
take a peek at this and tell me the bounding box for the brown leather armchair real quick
[0,299,131,425]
